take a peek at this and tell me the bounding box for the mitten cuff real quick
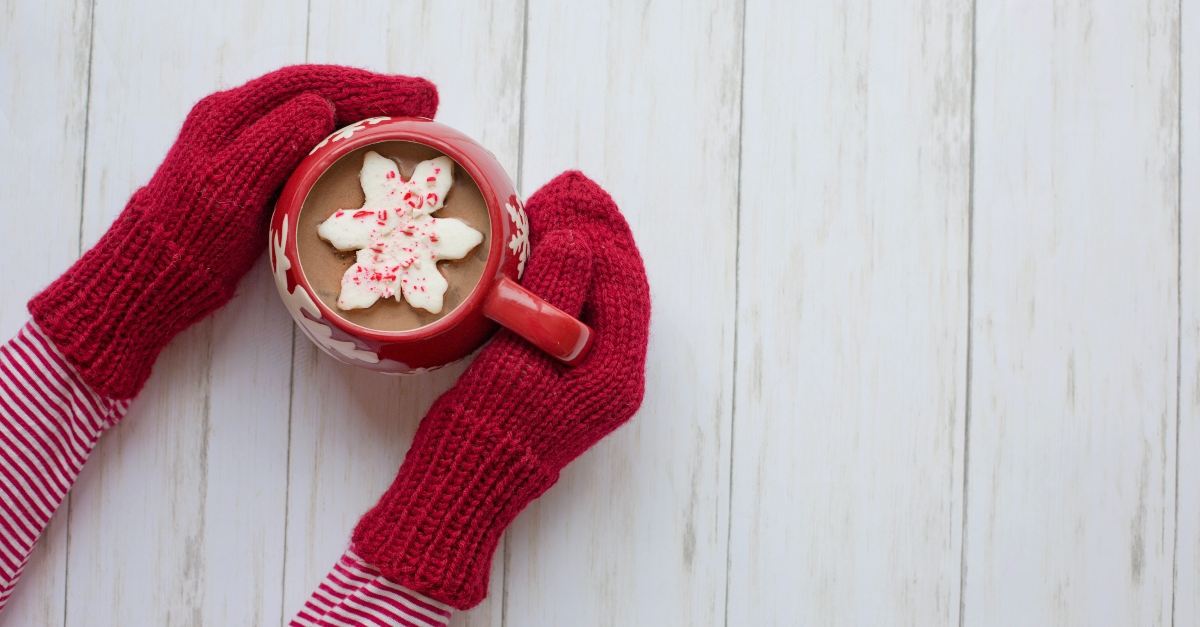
[29,209,232,399]
[351,429,559,610]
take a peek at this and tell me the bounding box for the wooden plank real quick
[0,1,92,625]
[284,3,525,626]
[963,2,1180,625]
[61,1,306,625]
[504,2,741,624]
[1175,0,1198,623]
[0,1,92,365]
[726,2,972,625]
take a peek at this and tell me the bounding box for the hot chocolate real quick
[296,141,491,332]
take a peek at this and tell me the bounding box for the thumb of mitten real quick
[516,229,594,320]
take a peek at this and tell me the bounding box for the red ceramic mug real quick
[269,117,593,374]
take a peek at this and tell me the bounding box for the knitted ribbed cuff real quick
[28,210,231,400]
[352,427,559,610]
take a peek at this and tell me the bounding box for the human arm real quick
[0,64,439,615]
[286,171,650,623]
[0,322,128,610]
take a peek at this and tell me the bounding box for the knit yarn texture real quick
[29,65,438,400]
[352,171,652,610]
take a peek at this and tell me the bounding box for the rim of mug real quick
[276,117,507,343]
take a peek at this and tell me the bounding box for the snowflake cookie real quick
[316,151,483,314]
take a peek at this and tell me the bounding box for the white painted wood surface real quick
[965,2,1180,626]
[1176,1,1198,625]
[728,1,973,625]
[0,1,1192,626]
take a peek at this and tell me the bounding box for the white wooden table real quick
[0,1,1196,625]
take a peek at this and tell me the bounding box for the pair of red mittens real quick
[30,65,651,612]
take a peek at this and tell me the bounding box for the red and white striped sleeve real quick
[0,321,448,626]
[289,549,452,627]
[0,322,129,611]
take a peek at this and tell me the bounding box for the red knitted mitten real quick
[352,172,651,610]
[29,65,438,400]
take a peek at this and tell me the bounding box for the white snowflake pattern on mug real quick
[308,117,390,155]
[506,199,529,278]
[270,216,380,364]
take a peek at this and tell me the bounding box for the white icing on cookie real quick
[316,151,483,314]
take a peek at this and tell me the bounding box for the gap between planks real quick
[722,0,750,626]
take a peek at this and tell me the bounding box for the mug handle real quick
[482,276,594,366]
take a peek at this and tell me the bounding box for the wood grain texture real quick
[62,1,305,625]
[1175,0,1198,624]
[0,1,92,624]
[505,1,741,625]
[0,0,91,339]
[963,2,1180,626]
[1,3,1196,626]
[285,3,525,625]
[726,2,973,626]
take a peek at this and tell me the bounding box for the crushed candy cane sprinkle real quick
[316,151,483,314]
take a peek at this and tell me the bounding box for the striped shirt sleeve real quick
[0,322,129,611]
[0,321,448,626]
[289,549,452,627]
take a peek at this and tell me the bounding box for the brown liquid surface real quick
[297,141,491,331]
